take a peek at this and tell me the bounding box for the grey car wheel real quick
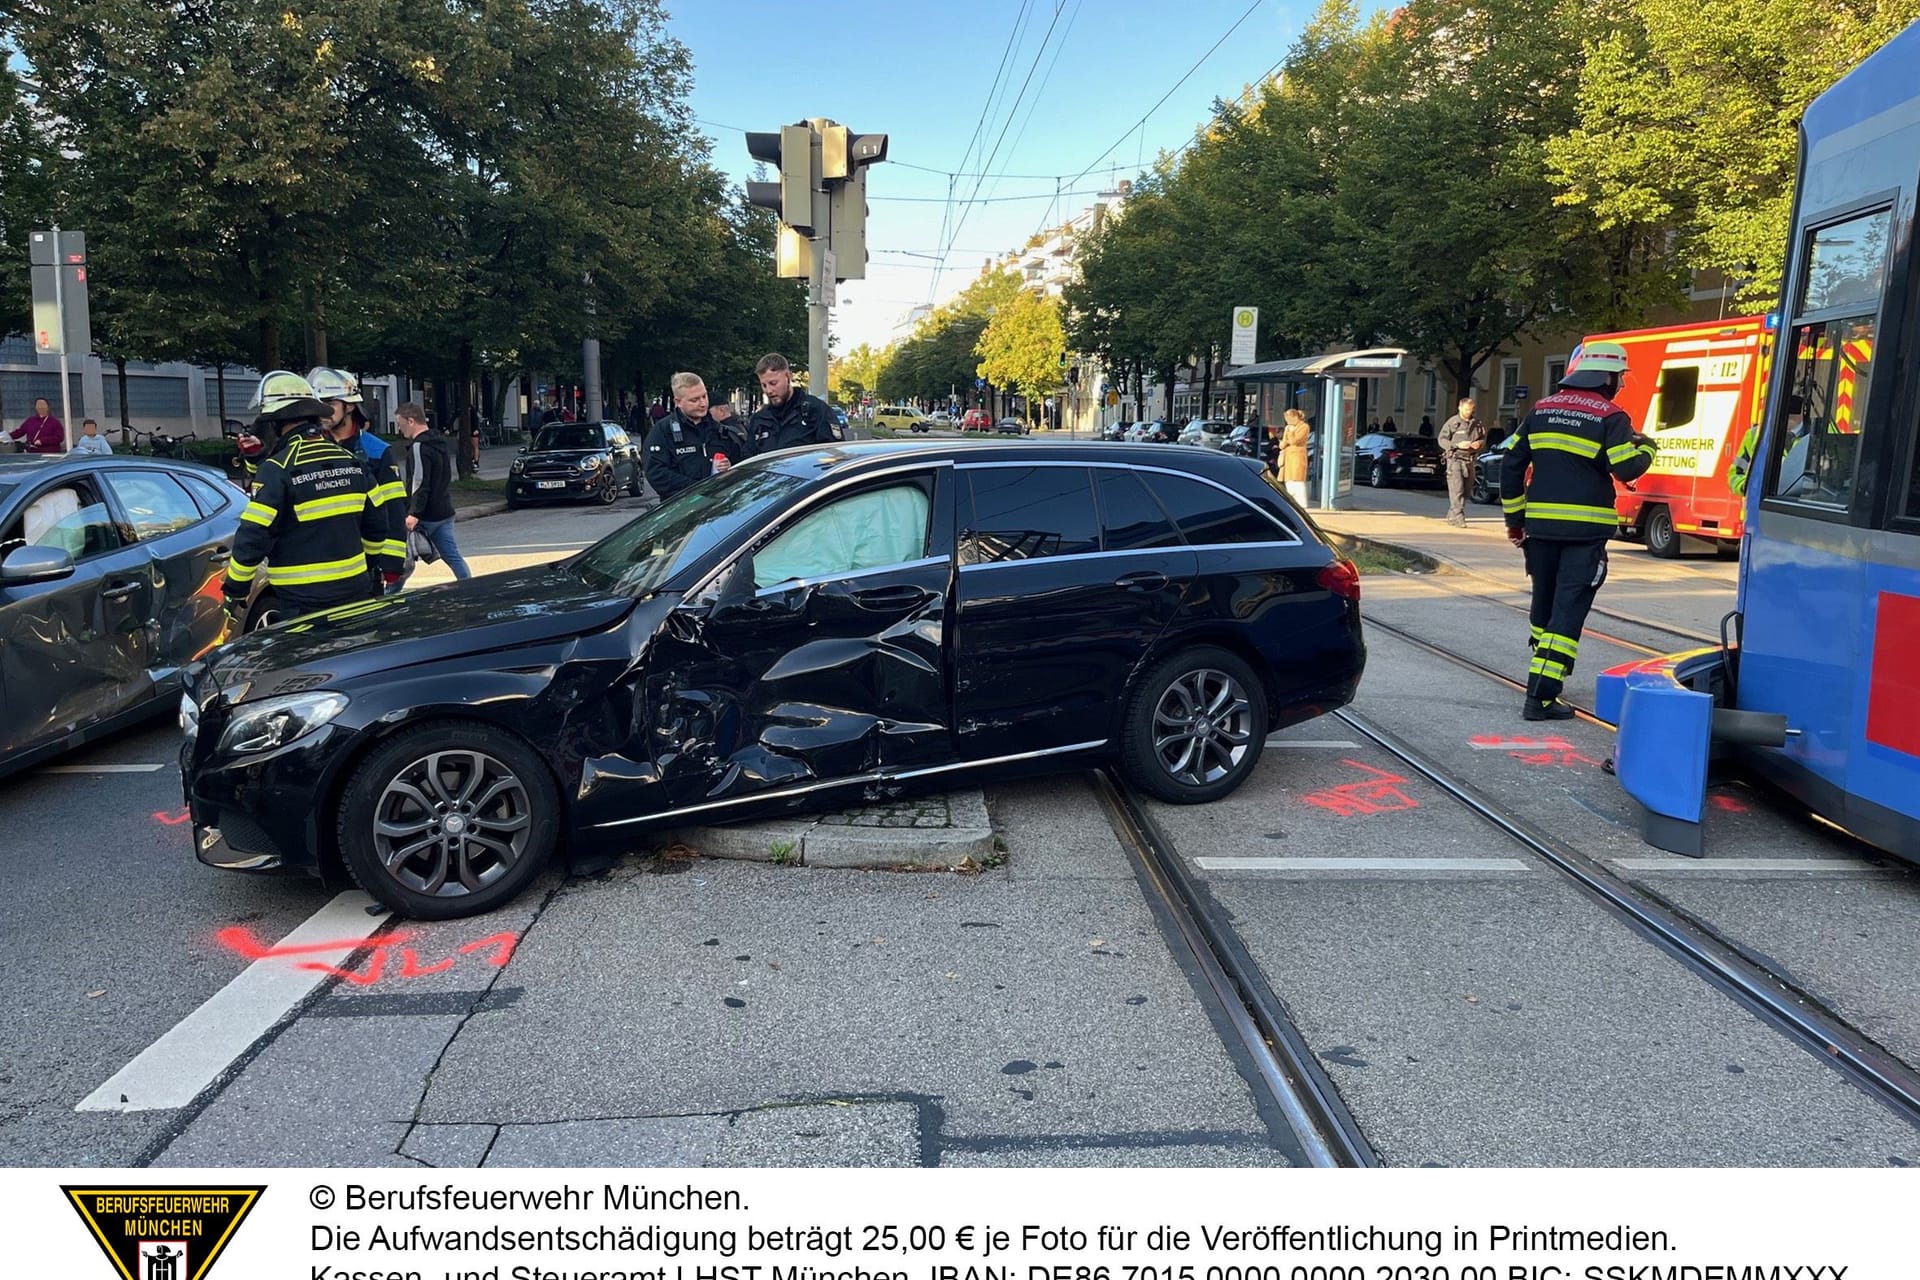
[339,723,558,918]
[1118,646,1269,803]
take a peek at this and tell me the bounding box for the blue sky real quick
[665,0,1313,353]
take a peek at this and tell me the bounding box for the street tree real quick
[975,289,1066,424]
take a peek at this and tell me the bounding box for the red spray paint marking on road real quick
[1468,734,1601,768]
[1711,793,1751,814]
[153,809,191,826]
[1300,760,1420,817]
[215,925,518,987]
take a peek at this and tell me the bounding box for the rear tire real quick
[1118,646,1268,804]
[1370,458,1391,488]
[337,721,559,919]
[1470,473,1491,505]
[1643,505,1681,558]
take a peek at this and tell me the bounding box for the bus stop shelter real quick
[1227,347,1409,510]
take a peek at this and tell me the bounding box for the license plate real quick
[1410,465,1435,475]
[537,480,565,489]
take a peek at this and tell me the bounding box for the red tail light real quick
[1317,558,1361,601]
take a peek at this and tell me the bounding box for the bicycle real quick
[127,426,196,459]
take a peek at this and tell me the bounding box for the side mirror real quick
[717,556,757,604]
[2,544,76,585]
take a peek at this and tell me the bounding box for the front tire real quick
[627,464,644,497]
[1118,646,1268,804]
[1643,505,1680,558]
[337,722,559,919]
[1470,472,1491,505]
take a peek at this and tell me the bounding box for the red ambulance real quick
[1580,315,1770,557]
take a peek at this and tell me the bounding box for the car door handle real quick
[850,584,930,610]
[101,581,141,601]
[1114,570,1169,592]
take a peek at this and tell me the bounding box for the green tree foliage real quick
[0,64,56,360]
[975,290,1066,421]
[875,267,1023,404]
[3,0,803,442]
[1547,0,1920,307]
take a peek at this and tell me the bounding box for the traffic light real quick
[745,123,816,231]
[745,120,885,286]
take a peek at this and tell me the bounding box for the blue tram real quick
[1598,18,1920,859]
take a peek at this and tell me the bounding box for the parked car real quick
[994,417,1029,435]
[1,454,243,779]
[962,409,992,432]
[1352,430,1444,487]
[1223,425,1264,458]
[1101,421,1130,441]
[873,405,924,433]
[1179,420,1234,449]
[1473,445,1509,505]
[925,412,957,430]
[1126,420,1172,443]
[506,422,643,508]
[180,442,1368,918]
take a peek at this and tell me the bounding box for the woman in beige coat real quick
[1280,408,1312,507]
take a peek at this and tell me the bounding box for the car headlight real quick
[217,691,349,756]
[510,458,525,475]
[179,692,200,739]
[578,456,600,472]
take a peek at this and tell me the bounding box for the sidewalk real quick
[1312,485,1737,640]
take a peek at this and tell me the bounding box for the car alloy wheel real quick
[1371,458,1391,487]
[339,722,558,918]
[1643,505,1680,558]
[1118,646,1268,803]
[598,474,619,504]
[1153,668,1254,786]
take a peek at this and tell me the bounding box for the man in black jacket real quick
[747,352,837,454]
[395,402,473,581]
[645,372,734,502]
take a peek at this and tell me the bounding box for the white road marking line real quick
[1264,738,1361,749]
[1612,857,1892,874]
[77,891,387,1113]
[41,763,168,774]
[1195,856,1532,872]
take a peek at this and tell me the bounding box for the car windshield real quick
[569,464,809,597]
[533,425,604,452]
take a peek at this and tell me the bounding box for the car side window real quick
[103,471,204,540]
[3,479,126,561]
[1141,472,1287,546]
[753,482,932,589]
[963,466,1100,563]
[1095,468,1181,551]
[178,473,235,516]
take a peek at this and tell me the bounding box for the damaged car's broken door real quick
[648,468,956,812]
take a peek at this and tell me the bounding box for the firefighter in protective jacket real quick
[1499,341,1656,721]
[310,366,409,585]
[223,370,399,628]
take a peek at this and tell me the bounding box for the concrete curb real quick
[455,499,511,522]
[1322,528,1446,575]
[666,788,996,869]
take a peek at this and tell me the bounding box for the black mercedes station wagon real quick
[180,441,1366,918]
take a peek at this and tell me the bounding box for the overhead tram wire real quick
[942,0,1076,262]
[1060,0,1270,194]
[932,0,1038,302]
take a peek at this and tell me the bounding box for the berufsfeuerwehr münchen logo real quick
[63,1186,264,1280]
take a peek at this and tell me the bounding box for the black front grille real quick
[217,808,281,858]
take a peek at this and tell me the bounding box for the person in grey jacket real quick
[395,402,472,581]
[1437,397,1486,526]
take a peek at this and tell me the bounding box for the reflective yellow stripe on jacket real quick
[263,552,371,587]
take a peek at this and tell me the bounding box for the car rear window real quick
[963,466,1100,563]
[1095,468,1181,551]
[1140,472,1287,546]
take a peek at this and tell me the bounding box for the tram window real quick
[1768,316,1875,508]
[1802,210,1890,314]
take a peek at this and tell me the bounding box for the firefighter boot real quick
[1523,697,1576,721]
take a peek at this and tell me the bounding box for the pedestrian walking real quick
[223,371,400,630]
[1500,341,1655,721]
[645,373,735,501]
[10,397,64,453]
[747,353,837,453]
[394,402,473,581]
[1438,396,1486,526]
[1280,407,1312,507]
[69,418,112,456]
